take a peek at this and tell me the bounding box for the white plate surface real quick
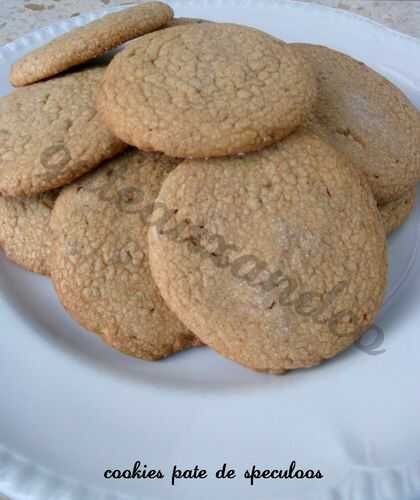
[0,1,420,499]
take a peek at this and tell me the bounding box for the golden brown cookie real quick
[50,149,200,360]
[0,190,59,275]
[379,187,416,236]
[98,23,316,158]
[10,2,174,87]
[293,43,420,204]
[166,17,211,27]
[0,65,126,197]
[148,130,387,373]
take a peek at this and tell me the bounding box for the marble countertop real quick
[1,0,420,45]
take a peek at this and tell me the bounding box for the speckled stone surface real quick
[0,0,420,45]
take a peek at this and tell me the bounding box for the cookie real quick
[97,23,317,158]
[10,2,174,87]
[0,65,126,197]
[379,187,416,236]
[0,190,59,275]
[292,43,420,204]
[166,17,211,27]
[148,130,387,373]
[50,149,200,360]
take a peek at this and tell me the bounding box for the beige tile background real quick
[0,0,419,499]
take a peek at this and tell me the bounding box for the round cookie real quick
[292,43,420,204]
[379,187,416,236]
[148,130,387,373]
[97,23,316,158]
[0,190,59,275]
[50,149,200,360]
[166,17,211,27]
[0,65,126,197]
[10,2,174,87]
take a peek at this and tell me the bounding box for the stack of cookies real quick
[1,2,419,373]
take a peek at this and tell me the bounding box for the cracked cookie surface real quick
[148,130,387,373]
[293,43,420,204]
[166,17,211,28]
[0,190,59,275]
[50,149,200,360]
[10,2,174,87]
[0,65,126,196]
[98,23,316,158]
[379,187,416,236]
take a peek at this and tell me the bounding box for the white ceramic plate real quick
[1,2,420,499]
